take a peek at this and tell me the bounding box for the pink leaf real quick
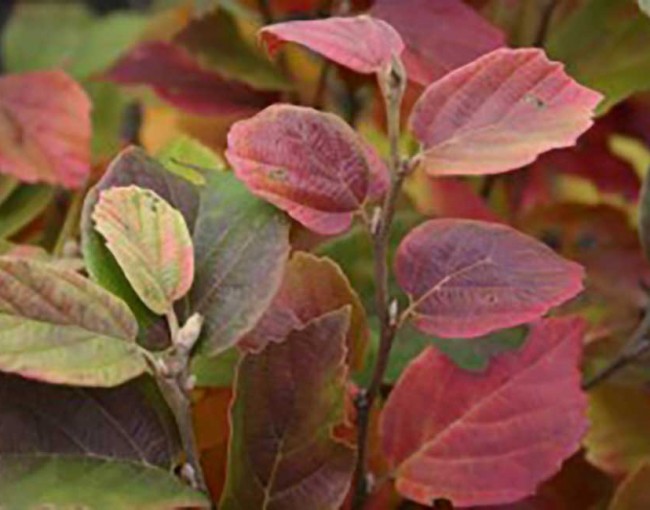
[380,317,587,507]
[226,104,379,235]
[260,15,404,75]
[104,41,274,116]
[395,219,584,338]
[410,48,603,176]
[371,0,505,84]
[0,70,91,188]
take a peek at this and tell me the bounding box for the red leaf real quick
[395,219,584,338]
[409,48,602,176]
[0,70,91,188]
[371,0,505,84]
[220,309,355,509]
[260,15,404,74]
[226,104,383,234]
[240,252,368,369]
[104,41,274,116]
[380,317,587,507]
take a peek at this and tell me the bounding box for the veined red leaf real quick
[92,186,194,315]
[395,219,584,338]
[410,48,602,176]
[226,104,381,235]
[380,317,587,507]
[220,309,355,509]
[240,251,368,369]
[371,0,505,84]
[0,258,145,387]
[260,15,404,75]
[0,70,90,188]
[104,41,273,116]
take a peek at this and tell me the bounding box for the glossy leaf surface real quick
[395,219,584,338]
[0,70,91,188]
[0,258,145,386]
[240,252,368,369]
[227,104,379,234]
[93,186,195,315]
[220,309,355,509]
[371,0,505,84]
[260,15,404,75]
[0,454,209,509]
[410,48,602,176]
[380,317,587,507]
[104,41,273,115]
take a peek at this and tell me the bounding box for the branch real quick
[153,312,208,494]
[352,57,407,510]
[583,301,650,390]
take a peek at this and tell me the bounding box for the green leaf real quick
[82,147,290,354]
[3,3,147,79]
[220,309,355,509]
[174,8,291,90]
[81,147,201,349]
[191,347,240,387]
[156,135,224,186]
[546,0,650,113]
[0,257,146,386]
[191,171,290,355]
[0,184,55,239]
[0,454,210,509]
[87,81,132,159]
[93,186,195,315]
[357,322,528,386]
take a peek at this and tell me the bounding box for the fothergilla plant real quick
[1,1,650,509]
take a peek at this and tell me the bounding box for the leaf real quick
[583,383,650,476]
[240,251,368,369]
[546,0,650,113]
[104,41,274,116]
[404,168,502,222]
[174,8,291,90]
[0,70,91,188]
[641,0,650,16]
[190,171,290,355]
[260,15,404,75]
[93,186,195,315]
[395,219,584,338]
[82,147,202,349]
[409,48,602,177]
[226,104,380,235]
[0,373,178,467]
[0,184,55,239]
[83,147,290,355]
[0,454,209,509]
[0,257,146,386]
[2,2,147,79]
[371,0,505,84]
[610,461,650,510]
[155,135,224,186]
[380,317,587,507]
[220,309,355,509]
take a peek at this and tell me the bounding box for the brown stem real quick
[352,58,407,510]
[583,302,650,390]
[257,0,273,24]
[154,312,208,495]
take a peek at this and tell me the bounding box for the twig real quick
[352,57,407,510]
[583,301,650,390]
[153,312,208,494]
